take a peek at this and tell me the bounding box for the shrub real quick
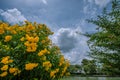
[0,21,70,80]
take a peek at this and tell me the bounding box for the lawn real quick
[59,76,120,80]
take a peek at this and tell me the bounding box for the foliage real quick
[86,0,120,75]
[0,21,70,80]
[68,65,82,74]
[81,59,97,75]
[60,77,120,80]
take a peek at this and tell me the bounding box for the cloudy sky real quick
[0,0,111,64]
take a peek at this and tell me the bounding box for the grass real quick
[59,76,120,80]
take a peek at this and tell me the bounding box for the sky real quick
[0,0,111,64]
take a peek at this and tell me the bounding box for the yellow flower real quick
[43,61,52,71]
[28,25,35,31]
[38,48,48,56]
[30,43,37,47]
[9,68,17,73]
[18,27,23,31]
[59,55,65,66]
[31,46,37,50]
[4,35,12,42]
[8,59,14,63]
[2,23,9,30]
[17,70,21,74]
[60,56,64,61]
[0,28,4,34]
[26,47,32,52]
[25,34,29,39]
[28,37,34,42]
[55,68,59,73]
[34,36,39,43]
[1,56,10,64]
[50,69,59,78]
[26,46,37,52]
[43,48,48,53]
[59,62,63,66]
[13,71,18,76]
[43,61,52,67]
[64,67,67,72]
[41,40,45,44]
[62,67,67,74]
[24,41,30,46]
[20,37,25,41]
[41,56,46,61]
[0,72,7,77]
[1,65,8,71]
[25,34,39,44]
[11,30,17,34]
[38,25,43,29]
[45,67,49,71]
[38,51,44,56]
[1,56,13,64]
[33,33,37,36]
[9,67,21,75]
[47,51,50,54]
[65,60,70,67]
[50,71,56,78]
[25,63,38,70]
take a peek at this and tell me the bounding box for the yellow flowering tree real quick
[0,21,70,80]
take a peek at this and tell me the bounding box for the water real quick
[60,77,120,80]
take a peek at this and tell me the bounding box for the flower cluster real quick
[24,34,39,52]
[4,35,12,42]
[9,67,21,75]
[0,56,20,77]
[38,48,50,56]
[25,63,38,70]
[50,68,59,78]
[1,56,13,64]
[43,61,52,71]
[0,21,70,80]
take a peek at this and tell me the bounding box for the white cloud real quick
[83,4,97,18]
[83,0,98,16]
[86,0,111,8]
[95,0,111,8]
[0,9,4,14]
[0,8,26,24]
[42,0,47,4]
[51,27,89,64]
[22,0,48,5]
[83,5,90,14]
[88,0,94,3]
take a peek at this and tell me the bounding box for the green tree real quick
[81,59,97,75]
[81,59,89,74]
[86,0,120,75]
[68,65,82,73]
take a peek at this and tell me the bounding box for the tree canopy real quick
[86,0,120,75]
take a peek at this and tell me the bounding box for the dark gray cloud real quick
[57,29,78,53]
[51,27,89,64]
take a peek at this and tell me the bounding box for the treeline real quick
[69,0,120,76]
[68,59,118,76]
[85,0,120,76]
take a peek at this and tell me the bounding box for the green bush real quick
[0,21,70,80]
